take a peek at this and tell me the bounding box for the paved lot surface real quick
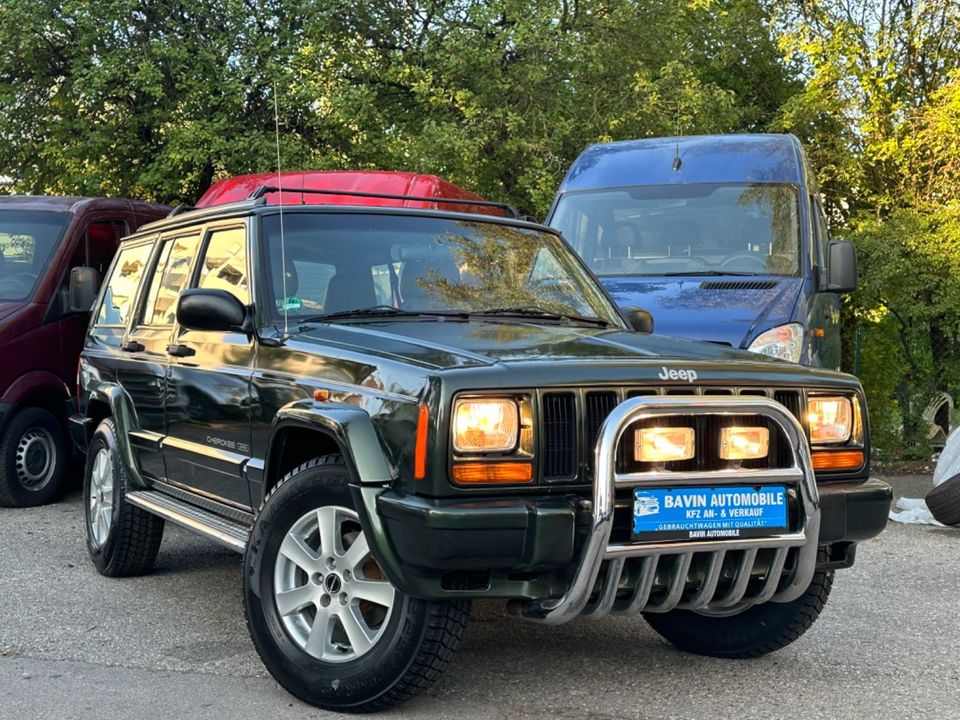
[1,474,958,720]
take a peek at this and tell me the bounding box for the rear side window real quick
[197,227,248,303]
[95,243,152,326]
[141,235,200,326]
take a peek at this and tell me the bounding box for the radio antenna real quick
[274,83,289,339]
[672,101,683,172]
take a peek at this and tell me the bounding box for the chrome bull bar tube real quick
[512,396,820,625]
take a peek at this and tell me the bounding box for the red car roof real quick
[195,171,505,216]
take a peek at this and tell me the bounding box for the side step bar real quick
[126,490,249,553]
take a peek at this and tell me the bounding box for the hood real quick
[598,276,802,349]
[287,319,857,390]
[0,301,26,324]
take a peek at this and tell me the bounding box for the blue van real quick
[548,134,857,370]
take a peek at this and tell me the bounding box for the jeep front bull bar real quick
[511,396,821,625]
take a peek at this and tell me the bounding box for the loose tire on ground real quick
[0,406,69,507]
[926,474,960,526]
[84,418,165,577]
[244,455,470,713]
[643,562,834,658]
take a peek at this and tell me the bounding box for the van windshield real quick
[552,183,801,277]
[0,210,70,300]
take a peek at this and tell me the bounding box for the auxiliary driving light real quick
[719,426,770,460]
[635,427,695,463]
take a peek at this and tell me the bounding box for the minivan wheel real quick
[244,456,470,713]
[84,418,165,577]
[0,407,69,507]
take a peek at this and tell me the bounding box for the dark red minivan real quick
[0,196,168,506]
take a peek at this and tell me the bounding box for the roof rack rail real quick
[167,204,195,217]
[246,185,519,219]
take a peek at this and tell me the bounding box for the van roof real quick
[195,171,503,215]
[558,134,810,193]
[0,195,167,215]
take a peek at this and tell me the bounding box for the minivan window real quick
[95,243,152,326]
[197,227,249,303]
[0,210,70,301]
[552,183,801,277]
[141,235,200,326]
[259,213,624,326]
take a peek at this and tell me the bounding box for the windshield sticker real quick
[281,296,303,312]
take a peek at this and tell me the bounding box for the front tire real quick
[84,418,165,577]
[643,566,834,658]
[244,456,470,713]
[0,407,69,507]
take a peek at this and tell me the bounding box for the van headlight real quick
[452,398,519,453]
[807,396,853,444]
[747,323,804,363]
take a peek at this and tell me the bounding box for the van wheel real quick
[244,456,470,712]
[0,407,69,507]
[84,418,165,576]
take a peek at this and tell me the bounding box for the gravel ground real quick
[0,474,957,720]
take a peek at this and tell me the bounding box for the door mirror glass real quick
[826,240,857,292]
[624,307,655,333]
[67,266,99,313]
[176,288,246,332]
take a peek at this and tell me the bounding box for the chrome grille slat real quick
[753,547,790,604]
[582,557,624,618]
[711,548,759,608]
[616,555,659,614]
[679,550,727,610]
[645,553,693,613]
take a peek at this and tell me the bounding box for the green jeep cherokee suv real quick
[71,188,892,713]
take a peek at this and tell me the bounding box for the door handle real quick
[166,343,196,358]
[120,340,145,353]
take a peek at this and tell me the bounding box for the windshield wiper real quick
[471,306,611,327]
[299,305,469,324]
[658,271,762,277]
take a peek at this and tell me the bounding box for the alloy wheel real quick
[88,447,114,548]
[273,505,396,663]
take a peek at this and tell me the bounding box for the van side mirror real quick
[177,288,247,332]
[624,307,655,334]
[67,267,99,313]
[826,240,858,292]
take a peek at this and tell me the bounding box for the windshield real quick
[0,210,70,301]
[552,183,801,277]
[259,212,624,327]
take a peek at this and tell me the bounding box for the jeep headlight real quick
[748,323,804,363]
[453,398,519,453]
[807,396,853,444]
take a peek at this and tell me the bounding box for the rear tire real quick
[84,418,165,577]
[643,566,833,658]
[244,456,470,713]
[0,406,69,507]
[926,474,960,526]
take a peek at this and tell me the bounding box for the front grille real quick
[541,392,577,479]
[540,386,804,482]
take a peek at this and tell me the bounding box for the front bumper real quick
[372,397,892,617]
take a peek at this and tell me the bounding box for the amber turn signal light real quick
[452,461,533,484]
[811,450,864,471]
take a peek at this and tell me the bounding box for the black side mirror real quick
[176,288,247,332]
[624,307,655,334]
[826,240,858,292]
[67,267,99,313]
